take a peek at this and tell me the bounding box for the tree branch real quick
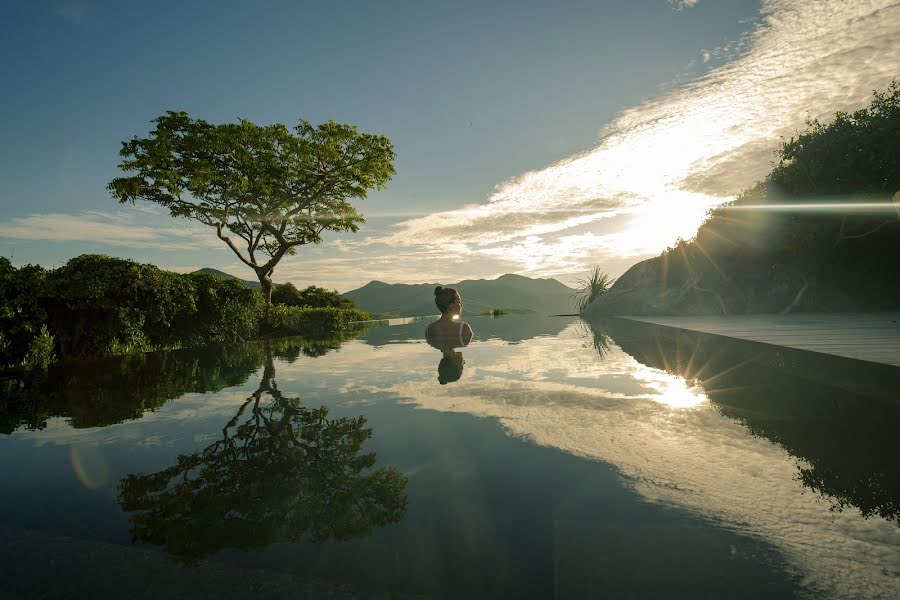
[216,223,257,268]
[836,219,896,242]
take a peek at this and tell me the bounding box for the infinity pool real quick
[1,316,898,599]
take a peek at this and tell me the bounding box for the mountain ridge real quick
[192,268,262,290]
[343,274,576,317]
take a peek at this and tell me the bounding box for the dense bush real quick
[39,255,269,358]
[272,282,357,309]
[0,254,366,368]
[267,305,371,337]
[0,257,47,367]
[42,255,199,357]
[185,273,264,345]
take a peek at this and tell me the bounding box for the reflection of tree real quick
[0,334,350,434]
[574,319,612,359]
[598,317,900,527]
[117,345,408,562]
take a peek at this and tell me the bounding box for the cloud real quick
[671,0,701,10]
[0,207,219,251]
[17,0,900,291]
[372,0,900,282]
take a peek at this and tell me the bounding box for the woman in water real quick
[426,286,474,384]
[426,286,474,347]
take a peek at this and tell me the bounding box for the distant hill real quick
[193,268,261,290]
[343,274,577,317]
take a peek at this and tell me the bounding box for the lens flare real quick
[69,444,109,490]
[633,366,708,409]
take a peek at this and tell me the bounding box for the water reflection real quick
[0,335,350,434]
[426,329,470,386]
[117,343,408,563]
[598,317,900,526]
[387,316,899,598]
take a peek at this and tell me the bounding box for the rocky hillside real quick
[585,83,900,317]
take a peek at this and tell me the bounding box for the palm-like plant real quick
[573,266,614,313]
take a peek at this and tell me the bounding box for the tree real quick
[109,111,395,305]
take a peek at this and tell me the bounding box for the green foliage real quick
[267,305,372,337]
[272,282,356,309]
[21,325,56,370]
[483,307,507,317]
[37,255,264,358]
[0,257,47,367]
[41,254,193,357]
[186,272,265,344]
[0,337,350,435]
[109,111,396,302]
[770,81,900,196]
[573,267,614,313]
[0,253,361,366]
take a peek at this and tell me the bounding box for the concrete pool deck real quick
[621,313,900,367]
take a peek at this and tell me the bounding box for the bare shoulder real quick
[425,320,443,338]
[462,322,475,344]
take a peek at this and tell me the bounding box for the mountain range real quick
[343,274,577,317]
[195,269,578,317]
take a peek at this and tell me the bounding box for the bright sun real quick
[606,191,721,256]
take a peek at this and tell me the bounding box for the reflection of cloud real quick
[270,325,899,600]
[9,325,899,597]
[0,208,222,251]
[370,0,900,282]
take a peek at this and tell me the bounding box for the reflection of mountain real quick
[344,274,575,317]
[356,315,574,347]
[117,347,407,563]
[598,317,900,525]
[0,336,348,434]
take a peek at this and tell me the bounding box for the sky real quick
[1,0,898,291]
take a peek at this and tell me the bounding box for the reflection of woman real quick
[425,286,474,384]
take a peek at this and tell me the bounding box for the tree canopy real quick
[769,80,900,197]
[109,112,395,302]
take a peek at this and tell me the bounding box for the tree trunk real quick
[259,273,273,305]
[257,270,274,330]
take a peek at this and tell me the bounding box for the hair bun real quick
[434,286,443,296]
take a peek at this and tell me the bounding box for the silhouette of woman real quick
[425,286,474,384]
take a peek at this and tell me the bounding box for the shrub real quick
[21,325,57,369]
[41,255,196,357]
[186,273,264,344]
[272,282,357,309]
[267,305,371,337]
[0,257,47,367]
[573,267,614,313]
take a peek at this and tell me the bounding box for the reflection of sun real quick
[633,364,708,409]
